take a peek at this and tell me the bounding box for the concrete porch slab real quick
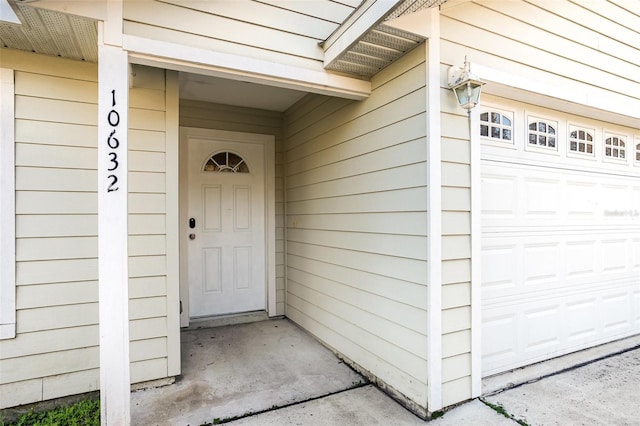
[130,318,364,426]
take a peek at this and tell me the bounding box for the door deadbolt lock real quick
[189,218,196,229]
[189,233,196,240]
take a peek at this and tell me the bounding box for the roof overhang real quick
[323,0,448,78]
[0,0,98,62]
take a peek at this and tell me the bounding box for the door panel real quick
[187,138,266,318]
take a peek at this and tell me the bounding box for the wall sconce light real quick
[448,57,485,110]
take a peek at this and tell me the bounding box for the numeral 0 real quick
[108,110,120,127]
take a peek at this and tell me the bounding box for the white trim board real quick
[425,7,443,412]
[123,35,371,101]
[178,127,277,321]
[469,104,482,398]
[474,64,639,129]
[0,68,16,340]
[165,70,181,376]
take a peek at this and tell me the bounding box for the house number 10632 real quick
[106,89,120,192]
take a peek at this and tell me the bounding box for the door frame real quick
[178,127,276,326]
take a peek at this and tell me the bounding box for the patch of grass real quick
[482,399,510,418]
[480,398,530,426]
[1,399,99,426]
[205,412,249,426]
[430,410,444,420]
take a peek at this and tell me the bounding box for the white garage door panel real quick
[483,231,637,301]
[482,281,638,375]
[483,163,639,229]
[481,119,640,375]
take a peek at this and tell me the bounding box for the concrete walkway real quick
[131,319,640,425]
[229,342,640,426]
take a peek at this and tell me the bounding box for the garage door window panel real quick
[480,109,513,144]
[603,133,627,162]
[527,117,558,153]
[568,126,595,158]
[634,136,640,164]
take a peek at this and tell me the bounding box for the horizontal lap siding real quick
[440,1,640,103]
[284,46,429,404]
[440,61,473,407]
[0,52,100,408]
[0,53,171,408]
[129,65,169,384]
[179,101,287,314]
[123,0,357,70]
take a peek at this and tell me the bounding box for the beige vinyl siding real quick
[0,52,173,408]
[284,46,429,406]
[128,65,171,383]
[0,51,100,408]
[179,100,287,315]
[439,65,473,406]
[123,0,358,71]
[440,0,640,105]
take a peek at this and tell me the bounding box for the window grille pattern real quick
[480,111,512,142]
[204,152,249,173]
[569,128,594,155]
[604,135,626,160]
[635,142,640,162]
[528,120,556,148]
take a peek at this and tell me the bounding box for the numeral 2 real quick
[107,174,119,192]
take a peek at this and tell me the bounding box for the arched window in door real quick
[604,135,626,160]
[203,151,250,173]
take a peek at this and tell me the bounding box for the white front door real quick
[186,136,266,317]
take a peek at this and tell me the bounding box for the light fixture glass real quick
[448,57,485,110]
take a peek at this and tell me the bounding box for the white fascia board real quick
[323,0,404,67]
[0,0,20,24]
[384,8,433,38]
[123,35,371,100]
[475,64,640,127]
[24,0,107,20]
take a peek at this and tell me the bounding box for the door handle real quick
[189,233,196,240]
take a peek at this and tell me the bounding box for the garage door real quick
[480,99,640,377]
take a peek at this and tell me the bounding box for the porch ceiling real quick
[324,0,448,78]
[0,0,97,62]
[178,72,308,112]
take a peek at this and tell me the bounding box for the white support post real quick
[98,33,130,425]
